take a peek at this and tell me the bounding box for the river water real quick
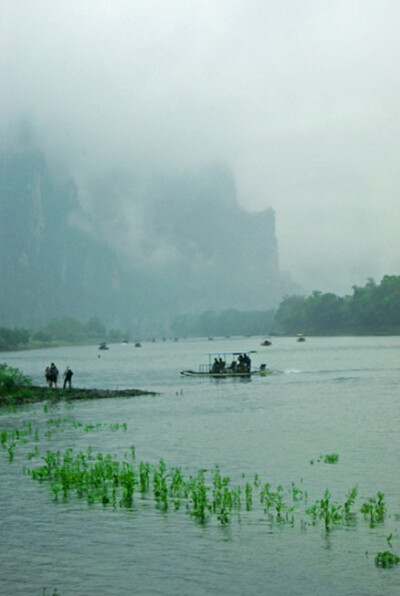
[1,336,400,595]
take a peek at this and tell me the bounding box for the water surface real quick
[1,336,400,595]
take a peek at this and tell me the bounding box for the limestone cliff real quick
[0,147,295,334]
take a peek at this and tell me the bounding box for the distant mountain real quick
[0,145,299,335]
[0,148,123,329]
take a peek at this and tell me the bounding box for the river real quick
[1,336,400,595]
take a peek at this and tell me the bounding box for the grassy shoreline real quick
[0,385,157,407]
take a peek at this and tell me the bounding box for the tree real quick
[85,317,106,337]
[275,295,307,334]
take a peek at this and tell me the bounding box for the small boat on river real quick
[180,351,272,377]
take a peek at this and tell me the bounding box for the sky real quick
[2,0,399,296]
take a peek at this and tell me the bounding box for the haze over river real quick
[1,336,400,595]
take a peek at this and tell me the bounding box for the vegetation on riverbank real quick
[1,275,400,348]
[0,363,156,407]
[0,316,130,351]
[173,275,400,337]
[275,275,400,335]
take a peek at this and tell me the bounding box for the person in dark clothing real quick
[243,353,251,372]
[49,363,59,388]
[63,366,73,389]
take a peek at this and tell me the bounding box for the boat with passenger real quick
[180,351,272,377]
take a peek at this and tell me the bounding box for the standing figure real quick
[49,362,59,388]
[63,366,73,389]
[45,366,52,387]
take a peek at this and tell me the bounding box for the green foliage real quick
[43,316,108,343]
[310,453,339,465]
[85,317,106,337]
[1,317,127,348]
[0,327,30,350]
[275,275,400,334]
[0,363,32,394]
[45,317,87,342]
[32,330,52,343]
[360,491,386,526]
[2,410,398,570]
[324,453,339,464]
[375,550,400,568]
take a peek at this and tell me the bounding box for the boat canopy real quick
[206,351,257,366]
[207,350,257,357]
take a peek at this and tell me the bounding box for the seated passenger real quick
[212,358,220,373]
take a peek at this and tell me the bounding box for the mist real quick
[2,0,400,296]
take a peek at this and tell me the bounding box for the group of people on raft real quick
[211,353,251,374]
[44,363,74,389]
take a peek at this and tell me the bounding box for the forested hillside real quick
[275,276,400,335]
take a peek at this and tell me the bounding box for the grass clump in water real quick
[375,551,400,568]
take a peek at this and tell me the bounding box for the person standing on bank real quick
[49,362,59,388]
[63,366,73,389]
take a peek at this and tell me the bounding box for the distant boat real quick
[99,342,109,350]
[134,342,141,348]
[261,339,272,346]
[297,334,306,342]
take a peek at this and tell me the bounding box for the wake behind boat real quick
[180,351,272,377]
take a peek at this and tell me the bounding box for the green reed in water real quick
[2,413,399,569]
[360,491,386,526]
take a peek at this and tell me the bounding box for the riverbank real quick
[0,386,158,407]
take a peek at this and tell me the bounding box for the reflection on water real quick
[1,336,400,595]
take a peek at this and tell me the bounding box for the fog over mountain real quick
[0,134,297,333]
[2,1,399,324]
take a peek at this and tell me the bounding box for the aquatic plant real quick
[153,459,169,510]
[291,481,306,503]
[139,461,151,493]
[212,465,235,524]
[375,550,400,568]
[343,486,358,519]
[169,466,185,510]
[324,453,339,464]
[310,453,339,465]
[245,482,253,510]
[1,430,7,446]
[306,489,343,531]
[360,492,386,526]
[7,442,15,461]
[27,446,40,460]
[188,469,210,522]
[259,483,290,521]
[2,408,395,570]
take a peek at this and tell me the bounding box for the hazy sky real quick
[2,0,399,295]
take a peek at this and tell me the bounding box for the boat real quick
[98,342,109,350]
[261,339,272,346]
[180,351,272,377]
[297,333,306,342]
